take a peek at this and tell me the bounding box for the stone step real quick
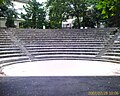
[0,40,12,43]
[22,42,105,45]
[24,44,106,48]
[102,55,120,59]
[17,33,106,35]
[114,43,120,45]
[0,47,20,50]
[0,53,27,58]
[107,47,120,49]
[15,32,108,35]
[0,45,18,47]
[20,40,105,43]
[31,51,98,55]
[24,42,105,45]
[0,50,24,54]
[0,56,30,66]
[34,54,96,61]
[19,38,107,42]
[18,38,105,41]
[25,45,103,49]
[107,50,120,53]
[28,48,101,52]
[0,43,14,45]
[104,53,120,56]
[14,34,102,37]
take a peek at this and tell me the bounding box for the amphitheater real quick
[0,28,120,76]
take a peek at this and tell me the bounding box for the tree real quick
[5,8,17,28]
[0,0,4,5]
[47,0,100,29]
[21,0,46,29]
[46,0,68,29]
[0,0,17,28]
[0,0,12,17]
[67,0,101,28]
[97,0,120,27]
[83,4,103,28]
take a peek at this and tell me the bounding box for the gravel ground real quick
[0,76,120,96]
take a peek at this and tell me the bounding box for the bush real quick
[5,17,16,28]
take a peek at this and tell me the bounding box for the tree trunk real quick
[77,16,80,29]
[82,11,86,29]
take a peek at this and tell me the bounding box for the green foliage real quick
[47,0,100,29]
[97,0,120,27]
[0,0,11,5]
[0,0,13,17]
[5,8,17,28]
[68,0,101,28]
[5,17,15,28]
[46,0,67,29]
[0,0,4,5]
[0,0,17,28]
[21,0,46,29]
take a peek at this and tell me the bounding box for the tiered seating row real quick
[10,28,110,61]
[101,33,120,63]
[0,28,119,66]
[0,29,30,66]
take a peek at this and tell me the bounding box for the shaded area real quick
[0,77,120,96]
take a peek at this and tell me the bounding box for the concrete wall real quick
[0,0,26,28]
[0,19,6,28]
[0,18,20,28]
[62,19,75,29]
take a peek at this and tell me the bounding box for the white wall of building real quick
[62,18,75,28]
[12,1,27,15]
[0,18,21,28]
[0,1,26,28]
[0,18,6,28]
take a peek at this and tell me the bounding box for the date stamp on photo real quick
[88,91,119,96]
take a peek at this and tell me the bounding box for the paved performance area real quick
[0,77,120,96]
[2,60,120,76]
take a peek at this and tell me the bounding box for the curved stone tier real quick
[0,28,120,68]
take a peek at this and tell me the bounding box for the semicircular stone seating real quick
[0,28,120,67]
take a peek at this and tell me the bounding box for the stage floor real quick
[2,60,120,76]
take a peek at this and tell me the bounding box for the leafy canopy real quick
[97,0,120,27]
[46,0,100,28]
[21,0,46,28]
[0,0,17,27]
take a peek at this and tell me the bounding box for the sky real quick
[12,0,47,14]
[37,0,47,3]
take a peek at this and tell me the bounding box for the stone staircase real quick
[0,28,30,67]
[0,28,120,68]
[100,31,120,63]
